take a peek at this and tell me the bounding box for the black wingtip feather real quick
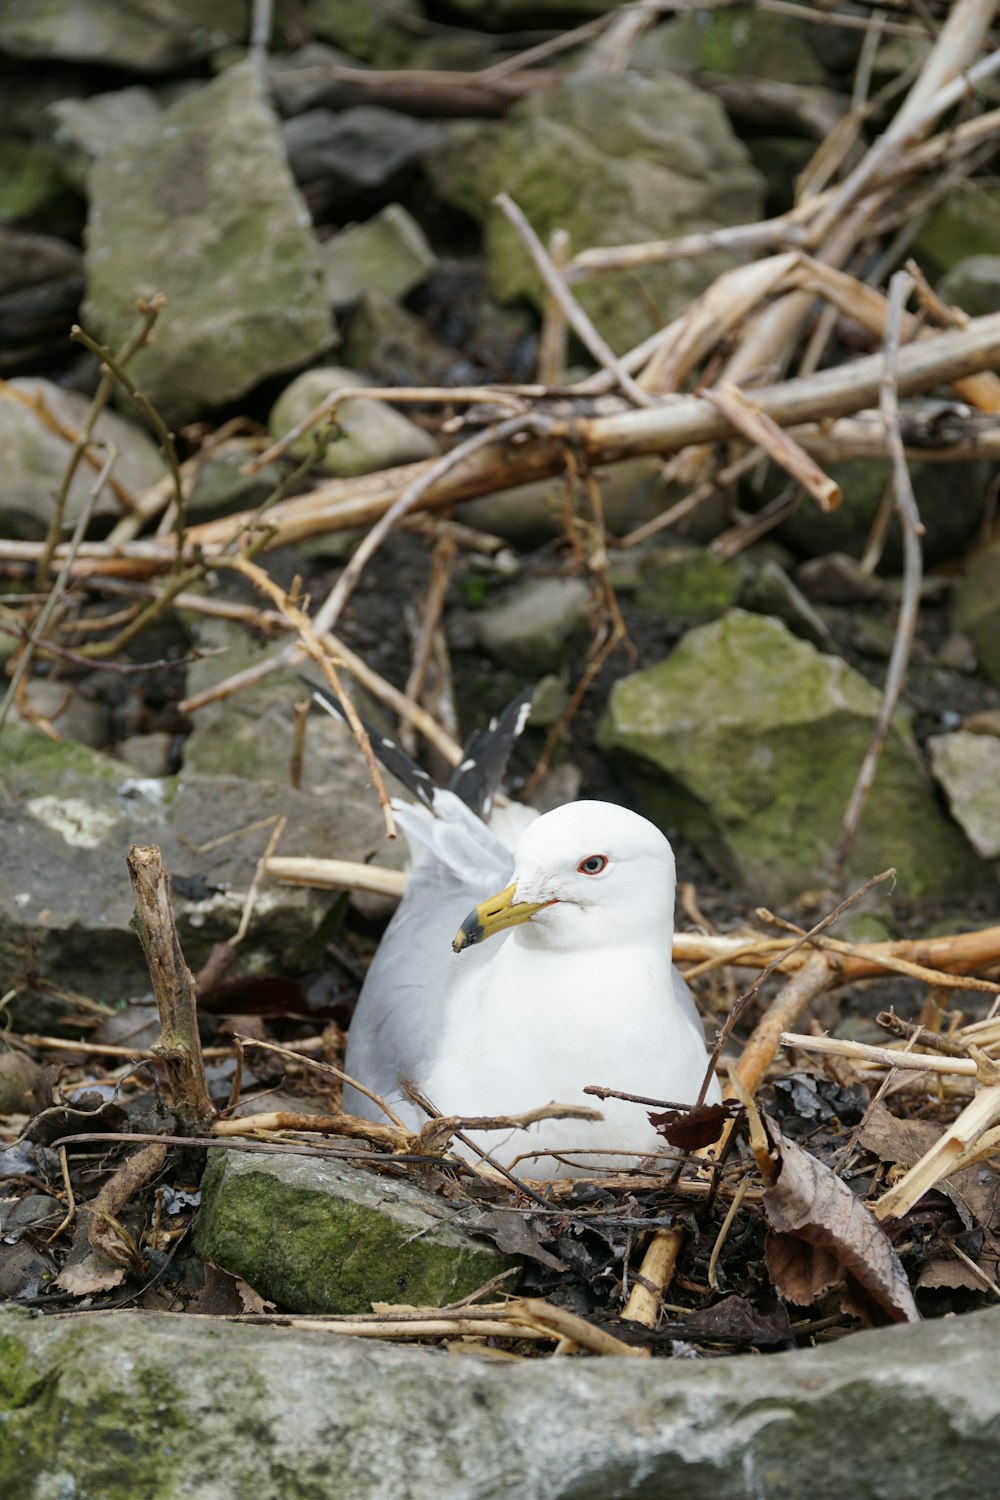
[300,676,438,811]
[447,686,534,819]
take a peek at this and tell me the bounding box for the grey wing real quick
[342,792,514,1125]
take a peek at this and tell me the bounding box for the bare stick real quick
[537,228,572,386]
[401,533,456,753]
[228,556,396,839]
[700,382,841,512]
[781,1032,979,1078]
[494,192,652,407]
[127,844,214,1127]
[837,270,923,867]
[0,445,118,732]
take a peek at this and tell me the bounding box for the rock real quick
[116,733,175,779]
[635,546,745,623]
[740,558,833,647]
[795,552,884,603]
[916,185,1000,276]
[636,10,825,83]
[267,41,358,115]
[183,446,286,522]
[475,577,592,675]
[42,87,160,190]
[341,291,457,386]
[0,0,246,71]
[3,1303,1000,1497]
[0,729,385,1012]
[962,709,1000,739]
[428,73,764,354]
[528,675,570,728]
[321,205,436,309]
[0,227,81,296]
[954,539,1000,684]
[937,255,1000,318]
[283,106,445,194]
[83,62,332,426]
[0,1049,40,1114]
[935,631,977,675]
[299,0,424,66]
[194,1150,515,1313]
[597,611,982,901]
[268,366,436,477]
[0,377,167,538]
[928,732,1000,863]
[773,456,992,569]
[461,458,666,545]
[0,1193,59,1236]
[0,139,79,234]
[6,678,110,748]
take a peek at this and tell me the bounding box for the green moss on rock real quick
[194,1151,516,1313]
[598,611,982,900]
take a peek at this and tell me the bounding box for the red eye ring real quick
[577,854,608,876]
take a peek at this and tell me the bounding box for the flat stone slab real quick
[2,1305,999,1498]
[193,1150,514,1313]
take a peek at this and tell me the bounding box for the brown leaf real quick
[648,1101,740,1152]
[761,1115,919,1325]
[861,1105,1000,1233]
[198,1259,275,1315]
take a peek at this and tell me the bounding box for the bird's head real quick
[453,800,677,954]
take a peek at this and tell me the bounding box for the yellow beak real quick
[452,882,555,952]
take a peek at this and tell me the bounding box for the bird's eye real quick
[577,854,608,875]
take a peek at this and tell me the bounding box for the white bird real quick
[310,687,719,1178]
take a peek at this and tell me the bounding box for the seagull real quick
[308,685,719,1178]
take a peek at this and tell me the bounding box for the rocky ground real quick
[2,2,1000,1496]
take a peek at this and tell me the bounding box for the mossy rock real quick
[194,1151,516,1313]
[598,611,983,901]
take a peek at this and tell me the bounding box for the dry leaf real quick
[648,1101,740,1152]
[861,1105,1000,1233]
[760,1116,919,1325]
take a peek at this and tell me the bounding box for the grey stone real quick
[935,631,977,675]
[740,558,833,647]
[461,458,667,546]
[634,10,826,83]
[321,205,436,308]
[0,376,167,539]
[635,546,745,623]
[428,73,764,354]
[0,1194,60,1236]
[0,729,386,1009]
[116,732,174,779]
[929,732,1000,862]
[915,184,1000,276]
[42,87,161,191]
[0,0,246,71]
[597,610,982,901]
[5,678,110,748]
[775,456,992,569]
[284,106,446,191]
[268,366,436,477]
[83,62,332,426]
[299,0,424,66]
[341,291,457,386]
[267,41,358,116]
[194,1150,515,1314]
[184,445,286,522]
[0,227,81,297]
[476,576,592,675]
[0,1049,40,1115]
[938,255,1000,318]
[954,538,1000,684]
[3,1303,1000,1497]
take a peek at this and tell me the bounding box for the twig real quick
[707,1174,751,1291]
[622,1228,684,1335]
[47,1146,76,1244]
[236,1034,408,1133]
[537,228,571,385]
[401,533,456,754]
[127,844,214,1127]
[0,443,118,732]
[493,192,652,407]
[836,270,923,867]
[227,556,397,839]
[700,381,841,512]
[263,857,406,898]
[231,815,287,947]
[781,1032,979,1077]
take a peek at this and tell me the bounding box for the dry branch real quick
[127,844,214,1127]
